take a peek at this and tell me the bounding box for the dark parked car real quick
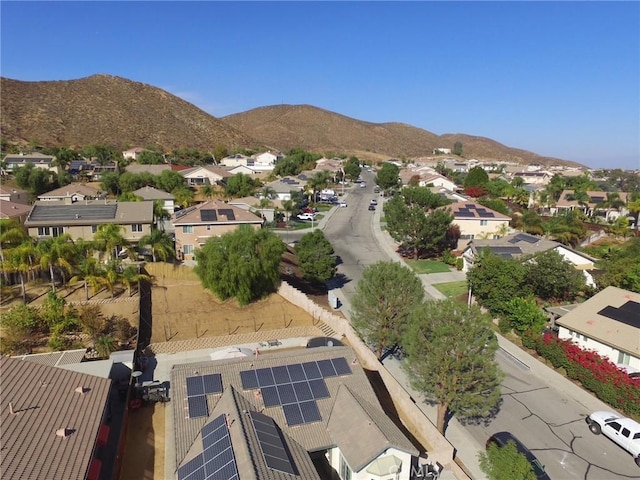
[368,204,376,211]
[486,432,550,480]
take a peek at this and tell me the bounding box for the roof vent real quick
[56,428,74,438]
[75,386,88,395]
[9,402,16,415]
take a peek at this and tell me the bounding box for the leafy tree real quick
[294,230,337,283]
[350,262,424,359]
[225,173,257,198]
[0,304,43,354]
[306,171,332,202]
[95,335,118,358]
[525,250,585,302]
[463,166,489,189]
[200,184,216,200]
[467,250,530,316]
[70,256,105,301]
[78,304,106,344]
[0,219,28,283]
[172,186,195,208]
[5,240,38,303]
[13,163,55,196]
[156,169,185,193]
[118,192,142,202]
[138,229,175,262]
[121,264,152,297]
[479,440,537,480]
[212,144,228,164]
[273,149,322,176]
[40,291,70,329]
[478,197,510,216]
[342,157,361,181]
[94,224,127,261]
[118,171,154,192]
[485,179,512,198]
[375,162,400,191]
[100,171,121,196]
[194,225,285,305]
[136,150,164,164]
[403,299,502,434]
[592,238,640,293]
[502,297,547,335]
[546,211,587,247]
[453,141,463,156]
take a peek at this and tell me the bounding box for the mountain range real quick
[0,74,579,166]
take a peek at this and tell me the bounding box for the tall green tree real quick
[138,229,174,262]
[403,299,502,434]
[225,173,257,198]
[172,186,195,208]
[375,162,400,191]
[94,223,128,261]
[342,157,362,181]
[294,230,337,283]
[194,225,285,305]
[524,250,585,302]
[350,262,424,359]
[0,219,28,283]
[464,166,489,189]
[36,234,75,292]
[453,141,463,156]
[479,440,537,480]
[70,256,106,301]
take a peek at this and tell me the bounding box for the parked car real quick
[486,432,550,479]
[368,204,375,211]
[586,411,640,467]
[370,199,378,206]
[360,182,366,188]
[338,201,347,208]
[373,186,380,193]
[297,212,317,221]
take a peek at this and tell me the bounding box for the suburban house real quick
[265,177,307,201]
[37,183,103,202]
[461,232,597,286]
[0,356,112,480]
[229,195,285,223]
[554,190,629,221]
[24,200,154,243]
[171,201,263,262]
[0,200,32,223]
[555,286,640,373]
[180,165,234,186]
[314,157,344,174]
[0,185,29,204]
[219,154,253,167]
[122,147,146,161]
[2,152,58,174]
[444,201,510,246]
[433,148,452,155]
[132,185,176,214]
[400,170,458,191]
[512,171,552,185]
[253,150,283,169]
[170,345,429,480]
[67,160,118,181]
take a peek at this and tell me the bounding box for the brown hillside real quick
[0,75,259,151]
[223,104,579,166]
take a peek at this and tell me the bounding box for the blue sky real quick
[1,1,639,169]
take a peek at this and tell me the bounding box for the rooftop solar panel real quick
[282,403,305,426]
[29,204,117,222]
[250,411,298,474]
[200,209,218,222]
[302,361,322,380]
[598,301,640,328]
[277,383,297,405]
[187,395,208,418]
[271,365,290,384]
[186,376,205,396]
[317,359,337,377]
[477,211,495,218]
[299,400,322,423]
[261,386,281,407]
[286,364,306,382]
[331,357,352,376]
[292,381,313,402]
[308,378,330,399]
[256,368,275,387]
[218,209,236,221]
[240,370,259,390]
[457,212,476,217]
[202,374,223,394]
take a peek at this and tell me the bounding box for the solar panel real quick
[317,359,337,377]
[598,301,640,328]
[331,357,352,376]
[203,374,223,394]
[200,209,218,222]
[465,204,475,208]
[282,403,304,426]
[250,411,298,474]
[218,209,236,221]
[186,376,205,396]
[240,370,259,390]
[308,378,330,399]
[457,211,476,217]
[292,381,313,402]
[277,383,297,404]
[261,386,281,407]
[477,211,495,218]
[287,364,306,382]
[271,365,291,384]
[188,395,208,418]
[301,361,322,380]
[178,455,205,480]
[299,400,321,423]
[256,368,275,387]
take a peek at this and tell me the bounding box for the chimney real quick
[75,386,87,395]
[56,428,73,438]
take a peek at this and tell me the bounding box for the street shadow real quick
[325,273,350,290]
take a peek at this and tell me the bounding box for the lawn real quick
[433,281,468,299]
[405,259,452,274]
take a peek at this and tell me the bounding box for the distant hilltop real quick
[1,74,582,167]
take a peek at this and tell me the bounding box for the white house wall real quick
[327,447,415,480]
[558,326,640,372]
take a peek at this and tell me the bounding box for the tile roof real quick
[11,349,87,367]
[327,385,418,472]
[132,185,175,200]
[170,346,413,476]
[25,200,154,226]
[555,286,640,357]
[447,201,510,220]
[37,183,101,199]
[171,200,263,226]
[0,356,111,480]
[0,200,32,220]
[125,164,172,175]
[556,190,629,209]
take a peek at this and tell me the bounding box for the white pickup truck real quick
[586,411,640,467]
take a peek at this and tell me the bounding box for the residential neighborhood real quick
[1,146,639,480]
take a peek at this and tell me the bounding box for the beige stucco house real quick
[171,201,263,262]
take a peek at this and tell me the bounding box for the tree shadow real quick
[458,397,504,428]
[325,273,350,290]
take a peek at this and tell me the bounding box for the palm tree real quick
[0,219,28,283]
[70,256,106,301]
[6,240,38,303]
[102,259,122,298]
[307,171,331,203]
[95,334,117,358]
[152,200,169,231]
[282,199,294,224]
[200,184,215,201]
[36,234,75,292]
[601,192,625,222]
[93,224,127,261]
[628,198,640,233]
[120,265,152,297]
[138,229,175,262]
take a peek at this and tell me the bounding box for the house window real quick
[38,226,64,237]
[480,220,488,226]
[38,226,50,236]
[182,225,194,234]
[206,225,212,231]
[618,351,631,365]
[131,224,143,233]
[339,453,352,480]
[92,225,98,234]
[183,244,194,255]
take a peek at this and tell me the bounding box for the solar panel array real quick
[239,357,351,426]
[200,209,218,222]
[218,209,236,221]
[598,301,640,328]
[177,414,239,480]
[250,411,298,475]
[509,233,539,244]
[29,204,117,222]
[186,374,223,419]
[456,204,496,219]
